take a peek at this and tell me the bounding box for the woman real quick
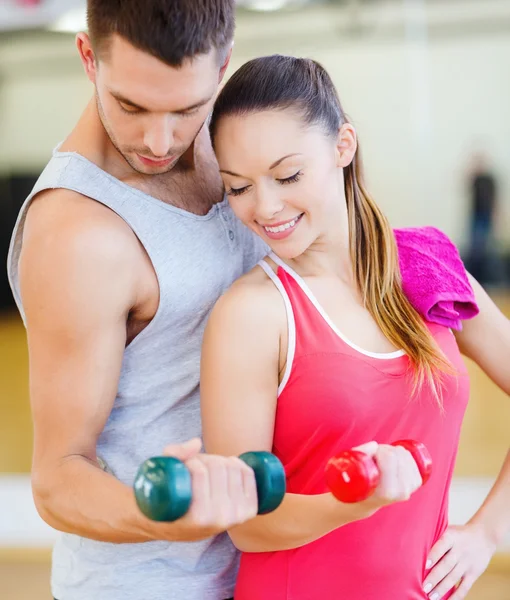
[200,55,510,599]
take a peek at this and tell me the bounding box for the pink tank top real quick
[234,253,470,600]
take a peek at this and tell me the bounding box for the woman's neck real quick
[287,243,353,283]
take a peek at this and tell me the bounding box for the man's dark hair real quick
[87,0,236,66]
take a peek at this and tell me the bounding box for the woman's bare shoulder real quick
[208,258,286,334]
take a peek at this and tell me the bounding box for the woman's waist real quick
[237,515,449,599]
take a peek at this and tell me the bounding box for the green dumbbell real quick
[134,451,286,522]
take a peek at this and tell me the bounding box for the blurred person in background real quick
[465,151,500,285]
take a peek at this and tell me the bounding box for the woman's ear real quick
[335,123,357,168]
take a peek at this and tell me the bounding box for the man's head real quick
[77,0,235,174]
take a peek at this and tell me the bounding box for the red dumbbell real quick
[325,439,432,503]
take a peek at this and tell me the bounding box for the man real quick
[7,2,266,599]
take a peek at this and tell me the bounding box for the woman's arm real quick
[200,277,375,553]
[453,274,510,545]
[423,274,510,599]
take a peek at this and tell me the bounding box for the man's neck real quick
[58,97,223,215]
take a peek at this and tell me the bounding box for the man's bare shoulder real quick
[19,188,142,314]
[24,188,136,251]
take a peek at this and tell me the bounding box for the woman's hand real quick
[422,522,497,599]
[357,442,424,512]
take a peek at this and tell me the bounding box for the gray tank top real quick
[7,148,268,600]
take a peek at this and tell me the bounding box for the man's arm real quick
[20,190,258,544]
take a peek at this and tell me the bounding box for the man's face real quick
[91,35,223,174]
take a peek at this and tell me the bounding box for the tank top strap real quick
[258,254,341,373]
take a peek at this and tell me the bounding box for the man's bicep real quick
[27,308,127,465]
[19,219,134,467]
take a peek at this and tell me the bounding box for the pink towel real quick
[394,226,479,331]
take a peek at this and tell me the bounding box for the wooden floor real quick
[0,559,509,600]
[0,310,32,473]
[1,294,510,599]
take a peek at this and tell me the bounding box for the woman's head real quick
[210,55,357,259]
[211,55,453,399]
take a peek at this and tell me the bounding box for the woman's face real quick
[214,109,355,260]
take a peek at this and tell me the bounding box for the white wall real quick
[231,0,510,249]
[0,0,509,249]
[0,34,91,170]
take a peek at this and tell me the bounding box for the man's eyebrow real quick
[220,154,303,178]
[110,91,148,111]
[110,91,213,113]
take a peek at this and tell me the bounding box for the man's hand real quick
[163,439,259,537]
